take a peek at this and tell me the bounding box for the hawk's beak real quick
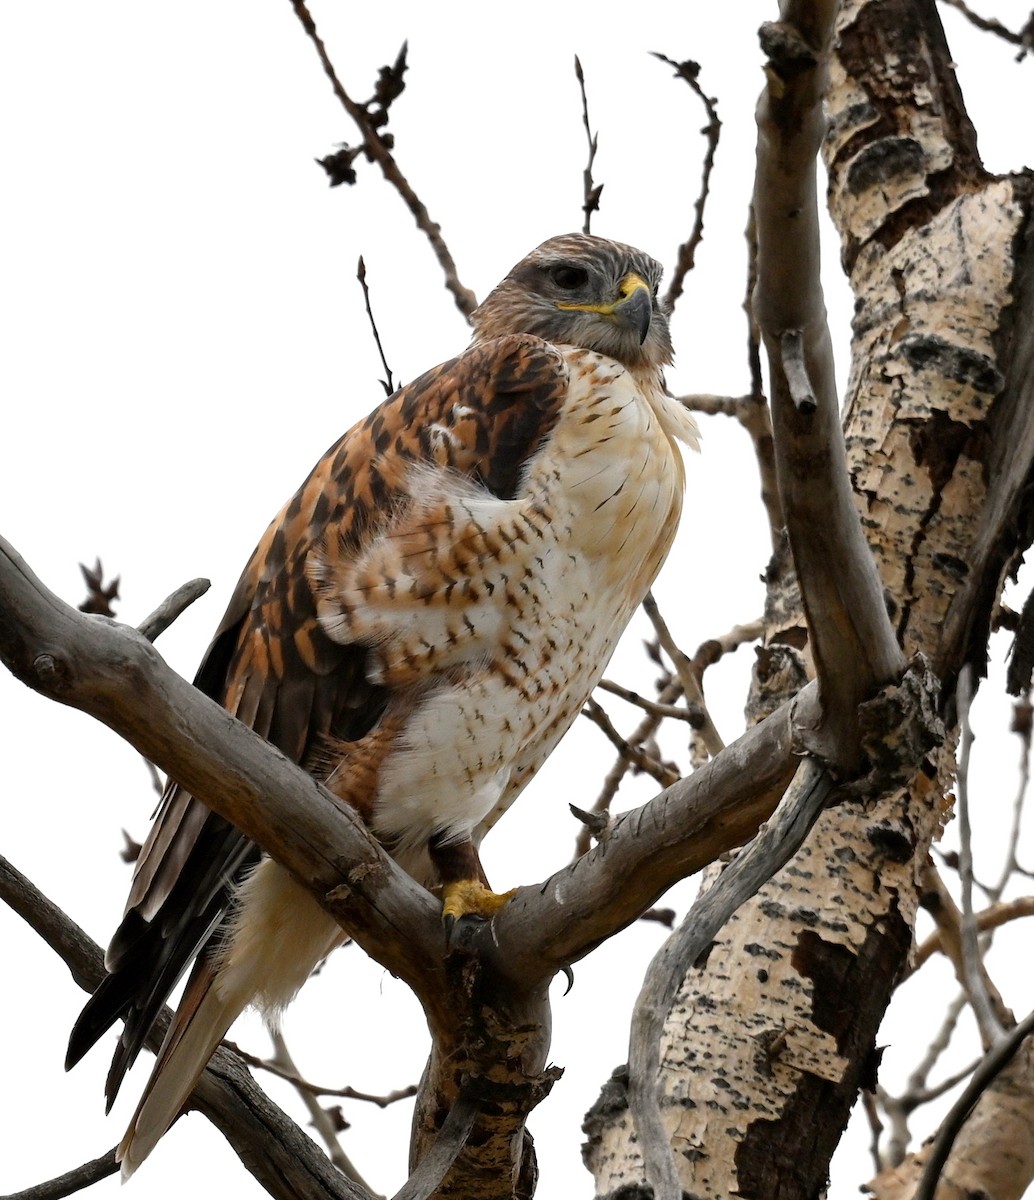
[556,272,654,344]
[613,274,653,345]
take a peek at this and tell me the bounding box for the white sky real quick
[2,3,1032,1198]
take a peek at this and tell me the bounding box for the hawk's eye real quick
[548,264,589,290]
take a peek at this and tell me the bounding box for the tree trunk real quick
[583,1,1034,1196]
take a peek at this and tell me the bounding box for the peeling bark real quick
[584,1,1034,1197]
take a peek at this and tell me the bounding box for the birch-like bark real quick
[584,1,1034,1196]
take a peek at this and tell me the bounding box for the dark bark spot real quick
[845,136,924,195]
[899,333,1004,397]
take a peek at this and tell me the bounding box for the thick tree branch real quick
[0,529,830,990]
[0,855,369,1200]
[753,0,907,770]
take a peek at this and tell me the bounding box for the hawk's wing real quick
[67,334,570,1101]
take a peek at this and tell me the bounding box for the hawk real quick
[66,232,698,1175]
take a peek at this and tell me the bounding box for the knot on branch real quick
[32,652,69,688]
[759,20,819,80]
[839,656,945,803]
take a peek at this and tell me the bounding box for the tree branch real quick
[753,0,907,770]
[0,1149,118,1200]
[913,1010,1034,1200]
[0,854,370,1200]
[289,1,477,320]
[652,53,720,313]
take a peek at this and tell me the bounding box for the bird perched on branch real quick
[66,232,698,1175]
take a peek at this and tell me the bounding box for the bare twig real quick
[582,697,680,787]
[653,54,720,313]
[939,0,1034,59]
[917,860,1012,1042]
[596,677,702,724]
[356,257,396,396]
[137,577,210,643]
[740,207,783,548]
[988,697,1033,899]
[878,992,968,1167]
[674,389,783,550]
[913,1009,1034,1200]
[289,1,477,319]
[575,677,684,857]
[0,1149,118,1200]
[643,591,725,757]
[267,1030,383,1197]
[229,1040,417,1109]
[912,895,1034,971]
[628,757,836,1200]
[955,666,1009,1046]
[573,56,603,234]
[677,392,751,417]
[1006,590,1034,694]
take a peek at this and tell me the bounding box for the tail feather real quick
[116,955,247,1179]
[115,860,345,1177]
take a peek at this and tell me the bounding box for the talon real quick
[441,879,516,923]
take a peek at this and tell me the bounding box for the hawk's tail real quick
[117,860,345,1177]
[116,952,241,1178]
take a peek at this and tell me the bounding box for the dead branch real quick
[267,1030,382,1196]
[596,677,701,724]
[677,391,751,417]
[137,577,211,643]
[643,591,725,757]
[674,387,783,550]
[229,1040,417,1107]
[289,2,476,320]
[878,992,968,1168]
[575,676,684,857]
[392,1093,479,1200]
[573,56,603,233]
[918,863,1013,1042]
[939,0,1034,59]
[1,1148,118,1200]
[654,53,720,313]
[0,854,369,1200]
[912,896,1034,970]
[582,697,680,787]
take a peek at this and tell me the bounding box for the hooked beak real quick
[613,275,653,345]
[556,272,654,345]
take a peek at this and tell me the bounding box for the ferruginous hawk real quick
[66,232,699,1175]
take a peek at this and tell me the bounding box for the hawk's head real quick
[471,233,673,372]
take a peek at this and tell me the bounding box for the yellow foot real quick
[441,879,517,923]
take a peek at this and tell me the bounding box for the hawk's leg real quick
[429,834,516,924]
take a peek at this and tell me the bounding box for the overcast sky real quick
[2,3,1033,1198]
